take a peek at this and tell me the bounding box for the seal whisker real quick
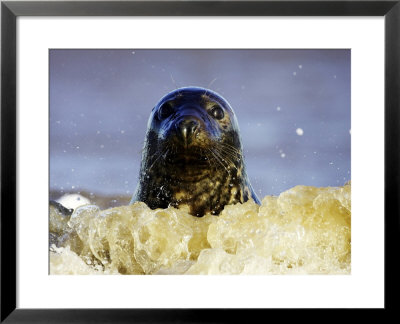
[217,146,243,167]
[208,148,230,173]
[220,144,241,154]
[147,147,169,173]
[206,148,227,172]
[211,142,239,157]
[219,142,242,154]
[218,145,241,160]
[146,147,165,163]
[206,77,218,91]
[214,148,239,172]
[170,73,179,91]
[218,146,241,158]
[220,154,239,172]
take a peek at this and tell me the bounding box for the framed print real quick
[1,0,399,322]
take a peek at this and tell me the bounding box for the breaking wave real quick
[50,182,351,275]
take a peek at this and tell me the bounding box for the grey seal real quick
[131,87,260,216]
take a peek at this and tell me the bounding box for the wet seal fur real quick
[131,87,260,216]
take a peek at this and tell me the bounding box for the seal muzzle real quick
[176,118,200,148]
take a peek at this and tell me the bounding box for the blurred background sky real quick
[50,49,350,202]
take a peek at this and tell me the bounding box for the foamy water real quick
[49,182,351,275]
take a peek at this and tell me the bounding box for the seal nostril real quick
[178,119,199,140]
[188,120,199,133]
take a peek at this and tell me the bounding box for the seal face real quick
[131,87,260,216]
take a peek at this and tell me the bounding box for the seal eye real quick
[210,105,224,120]
[158,102,174,120]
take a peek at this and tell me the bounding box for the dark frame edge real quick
[1,1,16,323]
[2,0,399,16]
[384,0,400,313]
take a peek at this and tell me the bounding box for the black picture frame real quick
[1,0,399,322]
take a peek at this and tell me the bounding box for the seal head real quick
[131,87,260,216]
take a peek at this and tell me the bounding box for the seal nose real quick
[177,118,199,145]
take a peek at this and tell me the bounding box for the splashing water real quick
[50,182,351,275]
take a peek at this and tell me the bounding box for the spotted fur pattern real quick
[131,87,260,217]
